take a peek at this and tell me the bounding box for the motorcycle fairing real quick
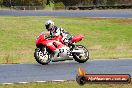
[42,40,65,51]
[36,33,65,51]
[52,46,73,61]
[71,34,84,43]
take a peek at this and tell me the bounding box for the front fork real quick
[40,46,47,55]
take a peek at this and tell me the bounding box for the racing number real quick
[58,49,71,56]
[57,49,64,57]
[66,49,71,56]
[59,49,64,53]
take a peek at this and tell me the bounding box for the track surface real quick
[0,59,132,84]
[0,10,132,18]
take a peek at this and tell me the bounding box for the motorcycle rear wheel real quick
[34,46,51,65]
[73,45,89,63]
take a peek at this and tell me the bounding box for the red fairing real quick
[36,33,64,51]
[36,33,45,45]
[71,34,84,43]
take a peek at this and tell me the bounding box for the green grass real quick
[0,16,132,64]
[0,81,132,88]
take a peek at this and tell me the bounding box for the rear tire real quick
[73,45,89,63]
[34,46,51,65]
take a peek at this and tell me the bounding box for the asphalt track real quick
[0,10,132,18]
[0,59,132,84]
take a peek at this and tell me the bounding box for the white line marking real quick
[36,81,47,83]
[1,80,72,85]
[18,82,28,84]
[52,80,65,82]
[2,83,13,85]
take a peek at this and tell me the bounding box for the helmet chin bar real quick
[45,24,50,30]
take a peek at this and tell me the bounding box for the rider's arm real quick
[45,32,53,38]
[54,28,61,36]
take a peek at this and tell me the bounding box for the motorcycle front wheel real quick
[34,46,51,65]
[73,45,89,63]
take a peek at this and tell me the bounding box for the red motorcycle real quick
[34,32,89,65]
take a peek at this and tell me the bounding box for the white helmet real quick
[45,20,54,31]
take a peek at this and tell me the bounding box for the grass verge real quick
[0,81,132,88]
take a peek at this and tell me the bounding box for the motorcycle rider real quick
[45,20,74,49]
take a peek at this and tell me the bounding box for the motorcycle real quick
[34,32,89,65]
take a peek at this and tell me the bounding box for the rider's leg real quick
[62,34,75,50]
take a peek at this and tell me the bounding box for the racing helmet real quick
[45,20,54,31]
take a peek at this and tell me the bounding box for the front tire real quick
[73,45,89,63]
[34,46,51,65]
